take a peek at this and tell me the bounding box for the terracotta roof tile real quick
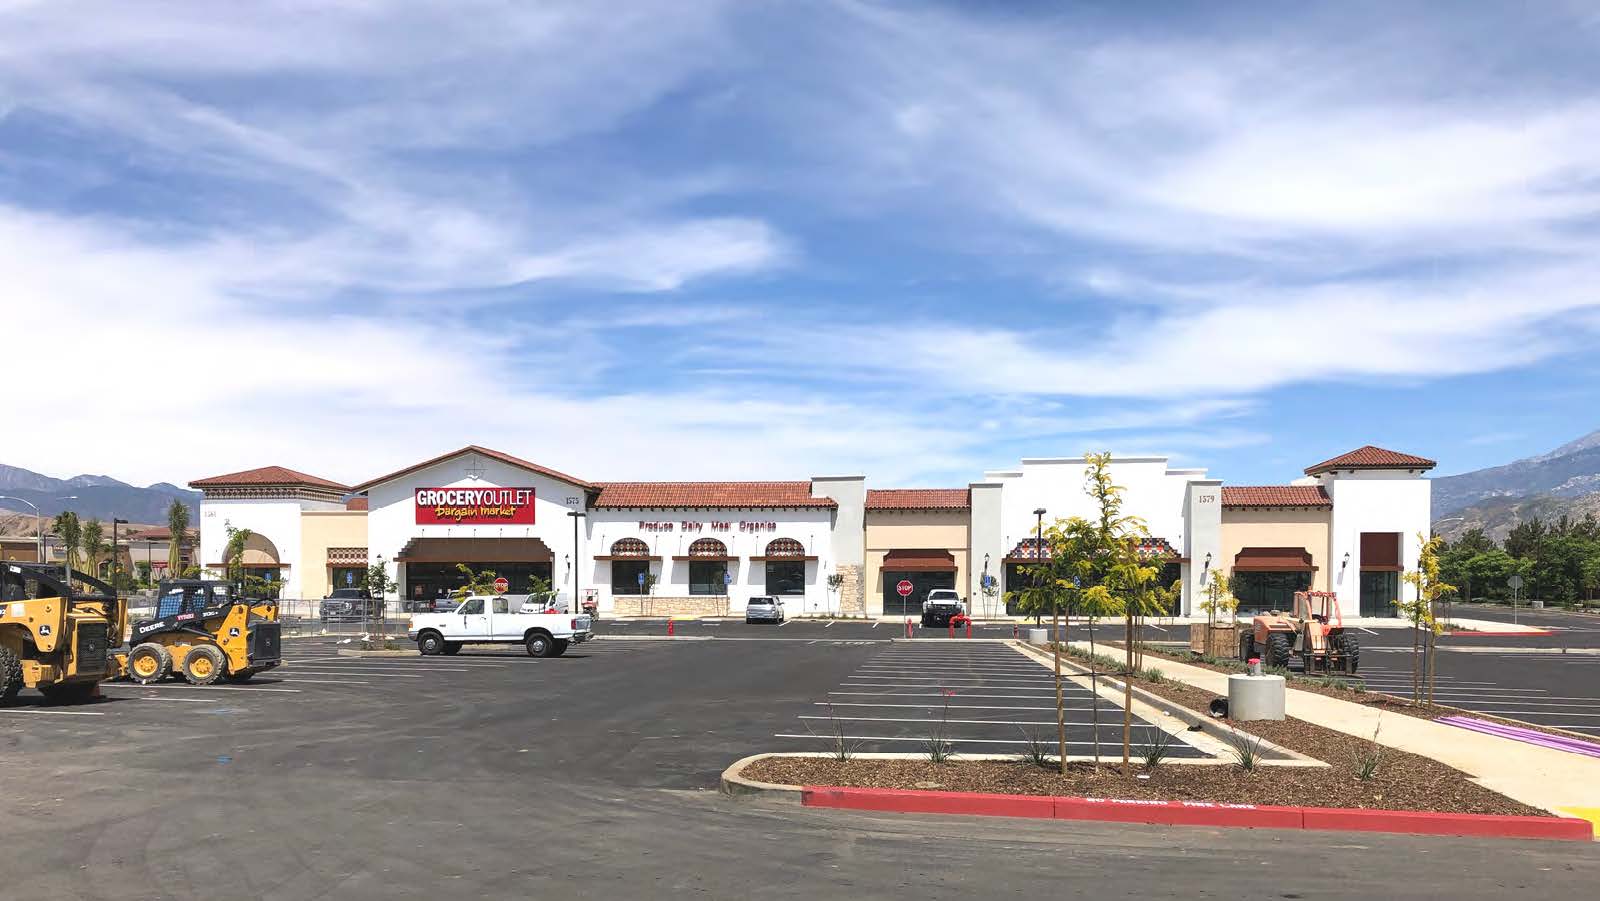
[349,445,591,492]
[1304,445,1436,475]
[593,481,834,509]
[1222,485,1332,508]
[124,527,198,541]
[345,497,369,511]
[190,465,348,491]
[866,488,970,511]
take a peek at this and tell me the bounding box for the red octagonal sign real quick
[493,577,510,594]
[896,579,914,597]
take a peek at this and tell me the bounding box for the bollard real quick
[948,619,955,639]
[667,618,675,637]
[905,618,913,639]
[966,617,973,639]
[1013,623,1019,640]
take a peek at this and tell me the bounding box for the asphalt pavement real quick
[1,631,1595,899]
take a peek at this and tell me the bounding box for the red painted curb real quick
[800,787,1593,842]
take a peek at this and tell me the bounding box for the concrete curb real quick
[335,648,420,657]
[720,754,805,799]
[800,786,1595,841]
[1008,640,1312,764]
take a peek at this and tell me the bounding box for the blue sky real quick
[3,0,1599,489]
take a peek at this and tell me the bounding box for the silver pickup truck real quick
[407,594,593,657]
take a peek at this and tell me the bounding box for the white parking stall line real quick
[872,621,880,629]
[842,682,1059,691]
[276,678,373,685]
[0,708,106,716]
[1358,627,1379,635]
[99,683,301,694]
[824,620,834,628]
[279,670,427,678]
[831,691,1108,701]
[132,696,218,703]
[819,702,1111,712]
[1427,699,1600,709]
[775,734,1174,749]
[779,619,791,627]
[799,715,1162,728]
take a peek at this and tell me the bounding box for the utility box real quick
[1227,673,1286,721]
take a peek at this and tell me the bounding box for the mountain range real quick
[1432,428,1600,540]
[0,464,198,532]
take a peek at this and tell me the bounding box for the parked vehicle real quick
[321,588,384,623]
[921,588,966,627]
[1241,590,1358,674]
[1,563,124,705]
[123,579,281,685]
[407,594,593,657]
[745,596,786,624]
[516,594,567,614]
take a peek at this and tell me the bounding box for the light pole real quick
[0,495,44,563]
[567,510,587,616]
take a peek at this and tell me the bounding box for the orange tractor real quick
[1239,590,1359,674]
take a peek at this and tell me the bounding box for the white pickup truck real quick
[407,594,593,658]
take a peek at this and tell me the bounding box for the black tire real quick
[1339,634,1361,674]
[920,615,931,628]
[417,631,445,656]
[525,631,556,658]
[1265,633,1291,669]
[182,644,225,685]
[224,668,256,684]
[0,644,23,705]
[551,639,570,657]
[39,680,99,705]
[442,642,462,656]
[126,642,173,685]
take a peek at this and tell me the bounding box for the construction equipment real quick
[121,579,282,685]
[1240,590,1359,674]
[0,563,125,705]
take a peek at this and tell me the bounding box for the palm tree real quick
[51,511,82,572]
[166,500,190,577]
[81,518,108,578]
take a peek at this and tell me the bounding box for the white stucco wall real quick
[364,451,589,605]
[586,507,836,614]
[198,495,343,599]
[1321,470,1432,616]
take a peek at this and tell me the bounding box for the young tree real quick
[452,563,499,599]
[51,511,83,573]
[1016,553,1072,772]
[1197,570,1237,636]
[1401,533,1456,704]
[365,562,393,600]
[223,525,253,590]
[166,500,190,576]
[81,518,107,578]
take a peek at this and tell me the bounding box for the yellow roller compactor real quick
[123,580,282,685]
[0,563,124,705]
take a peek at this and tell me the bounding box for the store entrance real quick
[882,570,955,617]
[404,562,553,608]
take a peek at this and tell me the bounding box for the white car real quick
[407,594,593,658]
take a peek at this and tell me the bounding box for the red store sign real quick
[416,487,536,525]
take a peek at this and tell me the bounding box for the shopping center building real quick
[189,443,1435,619]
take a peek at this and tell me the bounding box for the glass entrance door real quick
[1359,570,1399,617]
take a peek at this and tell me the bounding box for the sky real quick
[2,0,1599,490]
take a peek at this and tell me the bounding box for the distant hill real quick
[1433,429,1600,540]
[0,464,199,533]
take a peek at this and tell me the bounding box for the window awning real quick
[881,549,958,571]
[671,555,737,562]
[395,537,554,563]
[594,554,663,562]
[750,555,818,561]
[1233,547,1317,572]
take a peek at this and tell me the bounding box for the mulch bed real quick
[743,756,1543,816]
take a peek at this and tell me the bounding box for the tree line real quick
[44,500,196,588]
[1439,513,1600,605]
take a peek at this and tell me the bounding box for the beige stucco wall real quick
[1219,508,1332,592]
[299,511,368,600]
[864,510,970,616]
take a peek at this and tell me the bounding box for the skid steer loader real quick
[0,563,125,705]
[121,579,281,685]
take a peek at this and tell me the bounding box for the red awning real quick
[1233,547,1317,572]
[881,549,957,572]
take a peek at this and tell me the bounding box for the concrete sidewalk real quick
[1057,639,1600,833]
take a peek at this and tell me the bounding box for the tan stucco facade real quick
[1219,507,1332,592]
[864,510,970,616]
[299,511,368,600]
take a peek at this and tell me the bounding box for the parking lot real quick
[3,631,1597,900]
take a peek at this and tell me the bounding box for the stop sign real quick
[896,580,914,598]
[492,577,509,594]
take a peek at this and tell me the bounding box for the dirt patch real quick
[742,757,1544,816]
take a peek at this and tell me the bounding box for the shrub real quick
[1139,727,1176,768]
[1226,728,1265,772]
[1016,725,1055,769]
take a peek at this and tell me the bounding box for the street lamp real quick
[0,495,44,563]
[567,509,587,615]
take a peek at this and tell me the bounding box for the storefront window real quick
[613,560,649,595]
[1359,570,1399,617]
[1232,571,1312,613]
[689,561,727,595]
[766,561,805,595]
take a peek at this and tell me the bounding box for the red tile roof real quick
[125,527,198,541]
[190,466,348,491]
[1221,486,1332,508]
[345,497,369,512]
[593,481,835,509]
[349,446,591,492]
[866,488,970,511]
[1304,445,1436,475]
